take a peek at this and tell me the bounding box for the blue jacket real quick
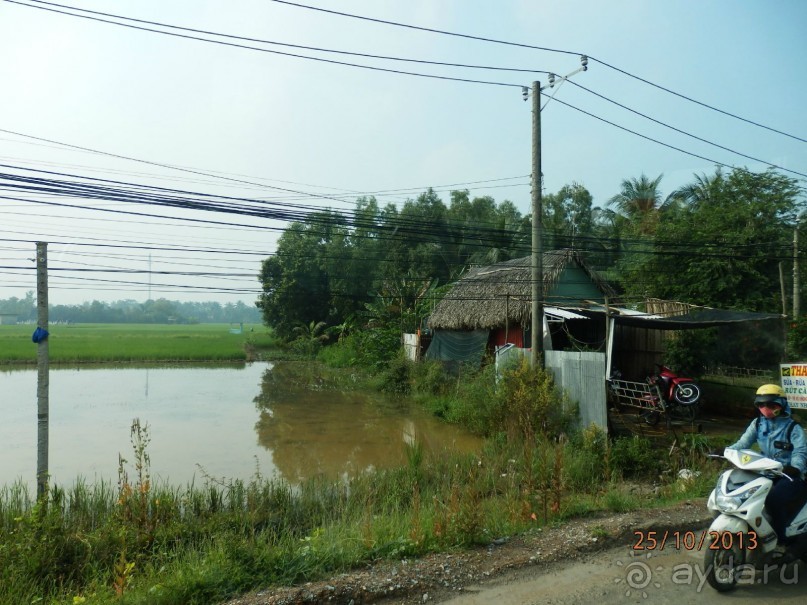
[729,398,807,475]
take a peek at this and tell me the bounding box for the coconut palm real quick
[607,173,671,235]
[607,174,665,216]
[668,168,725,207]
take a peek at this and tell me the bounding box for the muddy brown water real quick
[1,361,481,491]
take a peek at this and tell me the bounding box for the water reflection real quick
[0,361,480,490]
[254,362,480,482]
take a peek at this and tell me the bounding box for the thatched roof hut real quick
[427,249,615,330]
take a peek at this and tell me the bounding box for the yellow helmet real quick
[756,384,785,397]
[755,383,785,407]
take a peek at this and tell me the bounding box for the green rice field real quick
[0,323,275,363]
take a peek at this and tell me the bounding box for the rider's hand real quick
[783,465,801,478]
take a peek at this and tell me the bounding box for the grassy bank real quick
[0,324,278,363]
[0,420,721,605]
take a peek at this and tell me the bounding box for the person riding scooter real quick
[727,384,807,543]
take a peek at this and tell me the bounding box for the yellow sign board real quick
[780,364,807,409]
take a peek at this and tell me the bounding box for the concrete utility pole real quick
[524,57,588,369]
[529,80,544,369]
[35,242,49,499]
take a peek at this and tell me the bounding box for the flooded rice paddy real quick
[1,361,480,490]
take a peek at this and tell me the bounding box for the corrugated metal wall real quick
[545,350,607,431]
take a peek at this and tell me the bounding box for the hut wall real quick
[547,267,607,306]
[490,325,525,349]
[611,324,666,381]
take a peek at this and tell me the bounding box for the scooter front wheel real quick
[703,534,745,592]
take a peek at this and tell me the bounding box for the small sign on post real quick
[780,363,807,409]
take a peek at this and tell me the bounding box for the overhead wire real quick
[266,0,807,143]
[17,0,552,76]
[1,3,803,299]
[565,80,807,180]
[0,155,800,268]
[5,1,801,189]
[0,163,541,248]
[0,150,530,206]
[3,0,526,88]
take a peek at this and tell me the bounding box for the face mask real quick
[760,406,782,419]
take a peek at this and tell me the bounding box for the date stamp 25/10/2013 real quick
[632,530,759,552]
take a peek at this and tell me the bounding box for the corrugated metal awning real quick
[545,306,588,321]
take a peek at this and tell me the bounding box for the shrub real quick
[609,436,662,479]
[410,360,453,397]
[565,425,609,490]
[377,354,413,394]
[491,359,576,441]
[318,333,361,367]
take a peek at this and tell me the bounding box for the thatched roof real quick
[427,249,615,330]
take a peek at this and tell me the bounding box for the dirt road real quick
[234,498,804,605]
[437,542,806,605]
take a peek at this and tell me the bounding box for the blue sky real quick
[0,0,805,303]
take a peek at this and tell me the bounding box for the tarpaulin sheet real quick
[425,329,489,364]
[611,308,782,330]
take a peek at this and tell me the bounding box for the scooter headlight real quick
[715,484,760,512]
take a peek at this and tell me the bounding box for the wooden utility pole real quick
[36,242,49,499]
[530,80,544,368]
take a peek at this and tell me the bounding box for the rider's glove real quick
[783,465,801,479]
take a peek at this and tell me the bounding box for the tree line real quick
[0,295,261,324]
[257,167,804,340]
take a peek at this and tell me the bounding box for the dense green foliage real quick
[259,168,804,365]
[615,168,803,312]
[257,190,536,340]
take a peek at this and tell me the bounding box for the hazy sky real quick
[1,0,805,306]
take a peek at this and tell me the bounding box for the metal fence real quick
[545,351,607,431]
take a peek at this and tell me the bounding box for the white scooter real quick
[704,448,807,591]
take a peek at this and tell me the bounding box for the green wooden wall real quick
[547,266,606,305]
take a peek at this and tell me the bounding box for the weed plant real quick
[0,418,721,605]
[0,355,727,603]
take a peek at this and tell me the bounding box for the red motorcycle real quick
[642,364,701,425]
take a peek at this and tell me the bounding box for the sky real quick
[0,0,805,306]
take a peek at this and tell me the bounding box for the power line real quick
[566,80,807,180]
[549,97,754,177]
[4,4,798,190]
[4,0,524,88]
[266,0,807,143]
[0,151,529,203]
[18,0,551,76]
[0,163,540,247]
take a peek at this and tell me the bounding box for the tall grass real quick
[0,419,721,605]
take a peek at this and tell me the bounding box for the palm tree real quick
[608,174,665,216]
[668,168,725,207]
[607,174,670,235]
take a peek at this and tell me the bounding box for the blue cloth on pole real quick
[32,327,49,343]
